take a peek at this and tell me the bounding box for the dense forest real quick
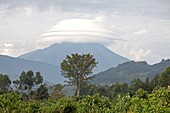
[0,54,170,112]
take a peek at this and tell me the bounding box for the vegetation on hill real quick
[92,59,170,85]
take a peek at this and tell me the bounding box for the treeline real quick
[0,66,170,112]
[0,88,169,113]
[82,66,170,99]
[0,70,49,100]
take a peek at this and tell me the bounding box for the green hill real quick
[91,59,170,85]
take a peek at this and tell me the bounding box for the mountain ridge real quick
[19,42,129,73]
[1,54,170,85]
[0,55,64,84]
[92,59,170,85]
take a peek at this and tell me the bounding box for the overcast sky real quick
[0,0,170,64]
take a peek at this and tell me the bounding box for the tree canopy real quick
[13,70,43,94]
[0,74,11,90]
[60,53,98,97]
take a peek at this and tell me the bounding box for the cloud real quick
[133,29,147,35]
[0,40,36,57]
[130,49,151,60]
[24,7,32,15]
[0,0,169,64]
[0,43,14,55]
[39,18,121,45]
[2,0,170,19]
[0,48,13,56]
[3,43,13,47]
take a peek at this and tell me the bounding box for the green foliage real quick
[128,88,170,113]
[92,60,170,85]
[135,88,148,99]
[35,84,49,100]
[49,84,63,94]
[143,78,152,93]
[49,92,64,101]
[113,88,170,113]
[111,82,129,99]
[19,101,40,113]
[0,74,11,90]
[49,84,64,101]
[55,98,77,113]
[35,71,43,85]
[81,83,108,97]
[0,92,46,113]
[0,92,22,113]
[13,70,43,94]
[0,87,169,113]
[148,87,170,112]
[51,84,64,93]
[38,101,57,113]
[130,78,144,95]
[77,94,113,113]
[38,98,77,113]
[87,84,98,96]
[1,59,170,112]
[113,94,131,113]
[60,53,98,97]
[157,66,170,87]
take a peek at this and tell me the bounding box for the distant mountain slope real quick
[19,42,129,73]
[0,55,64,84]
[92,59,170,85]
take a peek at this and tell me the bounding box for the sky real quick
[0,0,170,64]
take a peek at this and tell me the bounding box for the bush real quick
[0,92,22,113]
[77,94,113,113]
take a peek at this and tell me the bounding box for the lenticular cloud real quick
[40,19,120,45]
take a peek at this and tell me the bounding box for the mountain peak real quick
[19,42,129,73]
[49,42,104,47]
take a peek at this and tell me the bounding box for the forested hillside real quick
[92,59,170,85]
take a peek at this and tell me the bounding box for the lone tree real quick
[60,53,98,97]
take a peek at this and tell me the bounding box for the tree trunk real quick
[76,87,80,97]
[76,79,81,98]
